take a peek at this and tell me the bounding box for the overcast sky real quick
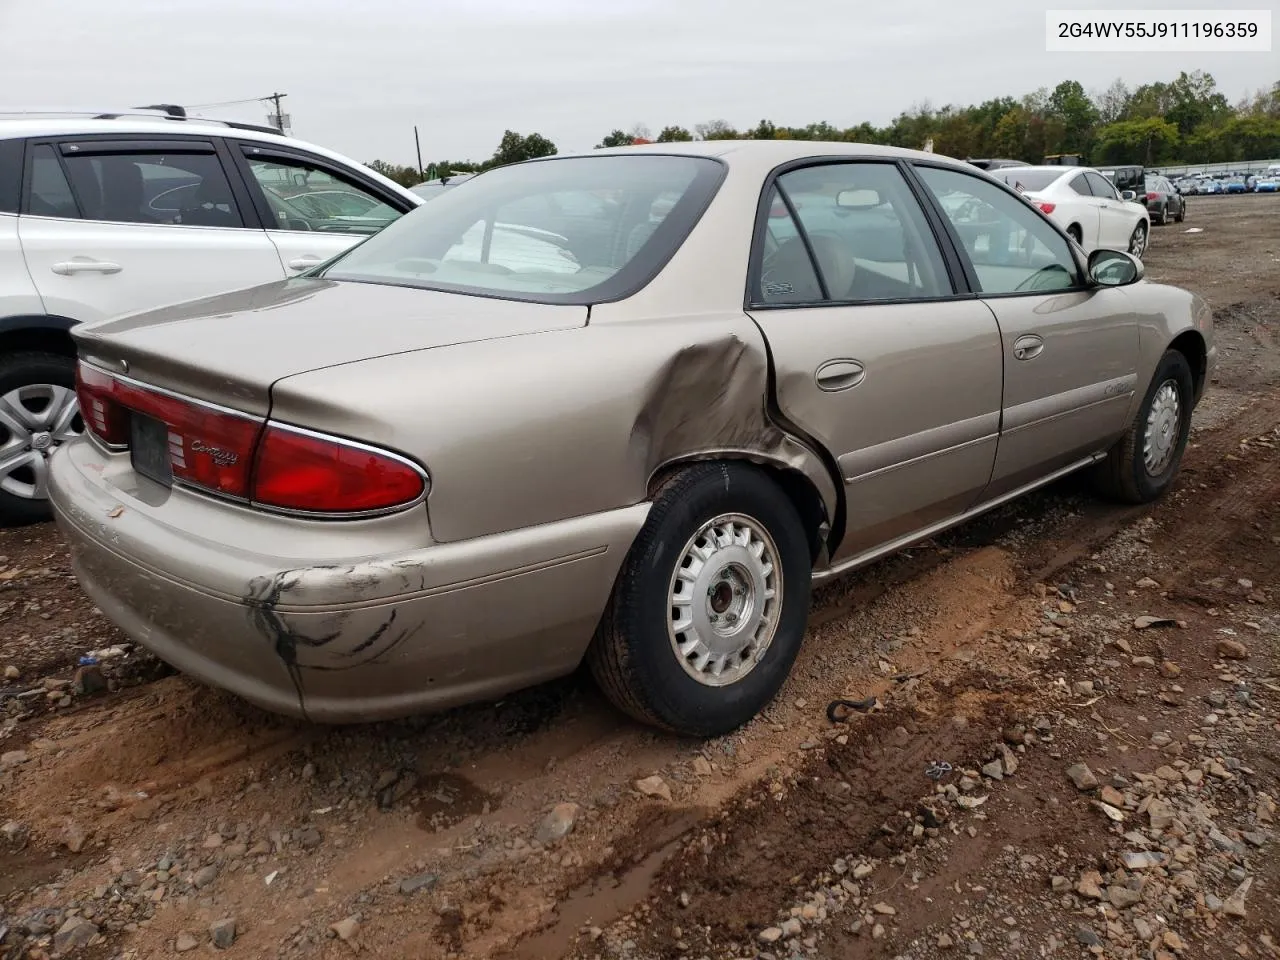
[1,0,1274,166]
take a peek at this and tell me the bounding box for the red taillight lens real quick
[251,425,426,514]
[1037,201,1056,214]
[76,360,261,497]
[1146,192,1159,201]
[76,362,128,446]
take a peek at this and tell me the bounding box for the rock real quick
[1076,870,1104,899]
[998,743,1018,776]
[0,749,28,769]
[175,932,199,953]
[2,820,28,847]
[3,664,18,680]
[1147,798,1176,831]
[1160,661,1182,678]
[1075,926,1102,947]
[1108,884,1143,908]
[535,803,580,844]
[981,760,1004,781]
[781,918,803,937]
[400,873,438,895]
[1050,876,1071,892]
[193,865,218,889]
[938,932,955,948]
[296,826,323,850]
[1217,639,1249,660]
[1163,930,1187,951]
[72,664,107,695]
[853,862,875,879]
[1066,763,1099,790]
[691,756,712,777]
[210,918,237,949]
[1136,577,1161,589]
[330,916,359,942]
[1134,918,1154,940]
[872,902,897,915]
[1101,786,1127,807]
[203,833,224,849]
[1122,850,1166,870]
[1222,877,1252,917]
[634,776,672,802]
[1072,680,1096,697]
[758,927,784,944]
[62,820,88,853]
[54,916,99,953]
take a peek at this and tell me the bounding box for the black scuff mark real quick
[246,572,340,722]
[340,608,397,657]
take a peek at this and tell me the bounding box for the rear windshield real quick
[992,170,1062,191]
[322,155,725,304]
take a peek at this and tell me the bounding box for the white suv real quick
[0,108,423,523]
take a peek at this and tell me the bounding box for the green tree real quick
[1094,79,1131,124]
[367,159,422,187]
[748,119,779,139]
[990,108,1030,159]
[1048,80,1099,155]
[487,130,557,169]
[1093,117,1180,165]
[656,125,693,142]
[596,129,635,148]
[1164,71,1230,138]
[695,120,739,140]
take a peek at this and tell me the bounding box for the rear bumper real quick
[49,439,647,721]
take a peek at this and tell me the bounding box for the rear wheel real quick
[1092,349,1194,504]
[0,352,83,526]
[588,462,812,736]
[1174,203,1185,223]
[1152,204,1166,226]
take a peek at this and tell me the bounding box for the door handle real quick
[815,359,866,392]
[287,256,326,270]
[51,259,122,276]
[1013,335,1045,361]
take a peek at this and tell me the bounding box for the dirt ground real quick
[1,194,1278,960]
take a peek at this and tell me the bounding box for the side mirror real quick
[1088,248,1144,286]
[1120,190,1137,201]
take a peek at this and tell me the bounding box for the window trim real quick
[904,160,1089,299]
[21,142,82,219]
[744,156,973,312]
[231,142,415,235]
[0,138,24,215]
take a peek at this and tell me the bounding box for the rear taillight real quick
[1146,192,1159,201]
[1037,201,1056,214]
[76,361,425,515]
[252,425,426,514]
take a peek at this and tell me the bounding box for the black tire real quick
[0,352,79,526]
[1152,204,1166,226]
[1128,221,1149,259]
[1174,203,1185,223]
[1092,349,1194,505]
[587,462,812,737]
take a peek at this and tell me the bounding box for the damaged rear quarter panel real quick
[268,312,838,545]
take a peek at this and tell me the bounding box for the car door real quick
[745,160,1004,563]
[1084,171,1131,248]
[231,143,413,275]
[913,164,1140,497]
[16,137,286,325]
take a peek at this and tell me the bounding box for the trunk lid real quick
[72,278,588,414]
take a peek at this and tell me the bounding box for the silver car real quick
[50,141,1215,736]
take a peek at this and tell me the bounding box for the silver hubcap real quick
[1130,225,1147,258]
[1143,380,1181,476]
[667,513,782,687]
[0,385,82,501]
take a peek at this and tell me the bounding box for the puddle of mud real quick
[405,772,499,831]
[504,811,705,960]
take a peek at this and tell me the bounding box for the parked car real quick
[1142,175,1186,225]
[1175,178,1200,195]
[1201,179,1225,195]
[966,158,1030,171]
[410,173,477,200]
[1224,176,1248,195]
[50,141,1215,736]
[0,108,423,523]
[1254,175,1279,193]
[992,165,1150,257]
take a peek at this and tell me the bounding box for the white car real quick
[990,166,1150,260]
[0,108,423,522]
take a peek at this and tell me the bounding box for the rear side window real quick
[242,154,403,236]
[26,145,79,219]
[61,151,244,227]
[1084,172,1117,199]
[1067,174,1091,196]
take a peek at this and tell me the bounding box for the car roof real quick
[0,118,420,203]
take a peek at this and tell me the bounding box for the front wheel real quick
[1092,349,1194,504]
[1128,221,1149,259]
[0,352,83,526]
[588,462,812,736]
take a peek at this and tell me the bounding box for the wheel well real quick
[0,326,77,359]
[1169,330,1208,401]
[648,457,828,564]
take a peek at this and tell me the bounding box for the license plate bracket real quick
[130,413,174,487]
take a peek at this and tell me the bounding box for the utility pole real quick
[266,92,288,133]
[414,125,424,178]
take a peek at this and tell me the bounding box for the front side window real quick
[322,155,724,305]
[244,155,403,236]
[755,162,951,304]
[1085,172,1117,199]
[915,165,1080,296]
[61,150,243,227]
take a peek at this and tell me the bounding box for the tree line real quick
[368,71,1280,187]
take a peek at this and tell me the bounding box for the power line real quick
[185,97,268,109]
